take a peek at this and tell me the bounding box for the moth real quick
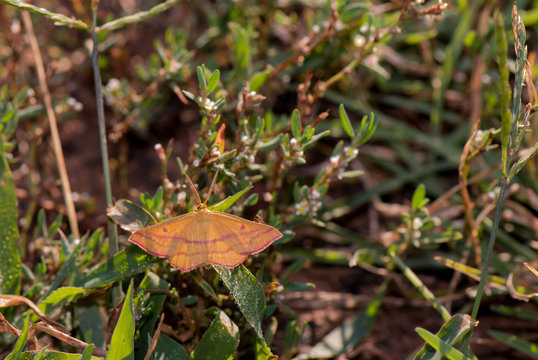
[129,172,282,271]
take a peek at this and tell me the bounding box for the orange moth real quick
[129,172,282,271]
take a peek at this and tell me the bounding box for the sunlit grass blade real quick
[415,327,476,360]
[5,313,30,360]
[390,249,451,321]
[414,314,475,360]
[434,256,506,289]
[489,330,538,358]
[491,305,538,322]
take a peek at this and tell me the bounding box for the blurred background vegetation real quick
[1,0,538,359]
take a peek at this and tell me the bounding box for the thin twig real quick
[144,313,165,360]
[21,11,80,240]
[31,322,108,357]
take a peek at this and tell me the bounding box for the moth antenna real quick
[184,173,202,206]
[204,169,220,205]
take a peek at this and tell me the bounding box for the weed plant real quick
[0,1,538,359]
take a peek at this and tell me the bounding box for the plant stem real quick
[461,181,507,354]
[91,8,118,256]
[22,11,80,240]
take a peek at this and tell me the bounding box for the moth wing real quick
[168,212,213,271]
[206,212,283,268]
[129,212,196,259]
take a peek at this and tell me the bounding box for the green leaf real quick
[304,280,387,358]
[256,134,283,151]
[153,334,191,360]
[207,70,220,94]
[192,309,240,360]
[29,348,47,360]
[339,104,355,138]
[197,65,208,91]
[411,184,428,213]
[152,186,164,213]
[415,328,474,360]
[291,109,302,139]
[303,130,330,148]
[19,351,102,360]
[228,22,251,81]
[80,345,95,360]
[339,170,364,180]
[489,329,538,357]
[136,272,170,360]
[182,90,197,102]
[75,246,162,289]
[194,275,219,302]
[414,314,474,360]
[390,251,451,321]
[33,287,87,322]
[255,336,275,360]
[107,199,157,232]
[429,1,474,134]
[509,141,538,182]
[0,136,21,295]
[358,112,377,145]
[107,280,135,360]
[214,265,266,340]
[41,237,83,300]
[243,193,259,207]
[78,304,105,348]
[490,305,538,322]
[250,69,272,92]
[209,186,253,212]
[5,313,30,360]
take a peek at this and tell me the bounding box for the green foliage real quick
[416,328,475,360]
[153,334,191,360]
[1,0,538,359]
[192,309,240,360]
[0,135,20,295]
[415,314,475,360]
[214,265,266,341]
[107,280,135,360]
[5,313,30,360]
[75,246,161,289]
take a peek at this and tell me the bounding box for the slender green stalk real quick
[469,183,506,322]
[91,8,118,256]
[462,7,529,355]
[0,0,89,29]
[390,250,451,321]
[97,0,182,32]
[461,182,506,355]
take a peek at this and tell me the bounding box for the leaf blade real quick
[106,280,135,360]
[0,135,21,295]
[214,265,266,340]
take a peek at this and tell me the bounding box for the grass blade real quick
[0,136,21,295]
